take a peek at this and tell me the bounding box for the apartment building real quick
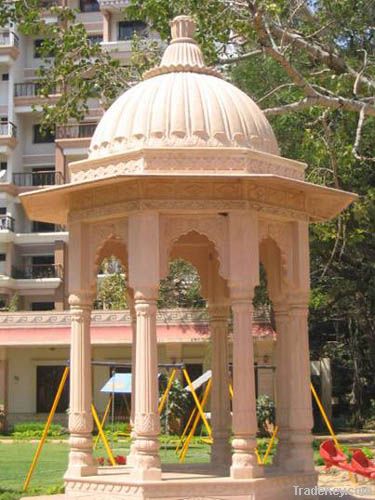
[0,0,149,311]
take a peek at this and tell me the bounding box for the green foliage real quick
[7,294,19,313]
[95,258,127,310]
[256,395,276,437]
[159,376,191,434]
[158,259,206,309]
[10,422,66,439]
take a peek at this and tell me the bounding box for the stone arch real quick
[160,215,229,281]
[88,219,128,291]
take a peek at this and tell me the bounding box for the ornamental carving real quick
[161,215,229,280]
[88,219,128,285]
[258,220,292,280]
[134,413,160,435]
[68,411,93,434]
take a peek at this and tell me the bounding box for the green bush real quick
[256,395,275,437]
[11,422,66,439]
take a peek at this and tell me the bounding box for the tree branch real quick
[352,106,375,162]
[217,49,262,65]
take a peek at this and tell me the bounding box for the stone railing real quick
[0,307,271,327]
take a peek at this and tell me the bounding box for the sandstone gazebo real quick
[21,16,356,500]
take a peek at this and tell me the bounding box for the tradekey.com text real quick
[293,485,373,497]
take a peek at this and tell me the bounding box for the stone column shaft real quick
[274,300,314,473]
[230,296,262,479]
[65,292,96,478]
[210,305,231,468]
[132,290,161,480]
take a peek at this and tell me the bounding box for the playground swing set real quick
[22,363,375,492]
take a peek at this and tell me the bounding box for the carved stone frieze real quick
[70,148,305,184]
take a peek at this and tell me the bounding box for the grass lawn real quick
[0,437,211,500]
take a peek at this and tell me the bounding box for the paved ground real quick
[318,466,375,498]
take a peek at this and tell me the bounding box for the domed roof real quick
[89,16,279,159]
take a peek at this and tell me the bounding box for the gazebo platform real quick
[60,465,317,499]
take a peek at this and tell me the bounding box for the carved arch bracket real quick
[160,215,229,280]
[88,219,128,288]
[258,220,292,285]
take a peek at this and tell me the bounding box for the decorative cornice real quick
[70,147,306,183]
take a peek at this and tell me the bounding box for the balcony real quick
[56,122,97,157]
[11,263,63,280]
[98,0,129,12]
[14,83,59,112]
[0,215,15,232]
[13,171,64,187]
[56,122,97,139]
[0,31,20,64]
[0,121,17,152]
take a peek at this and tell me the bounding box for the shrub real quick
[11,422,66,439]
[256,395,275,437]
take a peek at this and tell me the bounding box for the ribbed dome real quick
[89,16,279,159]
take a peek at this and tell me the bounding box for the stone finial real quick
[170,15,196,43]
[143,14,221,79]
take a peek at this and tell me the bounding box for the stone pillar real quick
[0,348,8,433]
[209,304,231,469]
[273,221,315,473]
[228,210,262,479]
[274,298,315,472]
[65,292,97,478]
[127,296,137,467]
[128,212,161,481]
[230,288,262,479]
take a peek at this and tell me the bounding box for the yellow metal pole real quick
[175,407,197,454]
[182,368,212,438]
[261,425,278,464]
[158,368,177,414]
[91,403,116,466]
[179,379,212,462]
[94,395,112,450]
[310,383,342,451]
[229,383,234,399]
[255,448,262,465]
[23,366,69,492]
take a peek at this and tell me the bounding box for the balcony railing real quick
[0,121,17,138]
[14,82,57,98]
[0,31,19,48]
[13,171,64,187]
[12,264,63,279]
[0,216,15,232]
[56,122,97,139]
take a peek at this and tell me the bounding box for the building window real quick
[0,207,6,215]
[88,34,102,46]
[33,124,55,144]
[118,21,148,41]
[31,302,55,311]
[0,162,7,170]
[32,221,55,232]
[79,0,99,12]
[0,254,6,262]
[1,74,9,81]
[37,366,69,413]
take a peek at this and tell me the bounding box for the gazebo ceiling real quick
[89,16,279,160]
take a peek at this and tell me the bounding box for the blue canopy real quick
[101,373,132,394]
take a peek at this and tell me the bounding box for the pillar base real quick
[64,464,97,478]
[275,433,315,474]
[130,467,162,481]
[230,464,264,479]
[211,438,231,468]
